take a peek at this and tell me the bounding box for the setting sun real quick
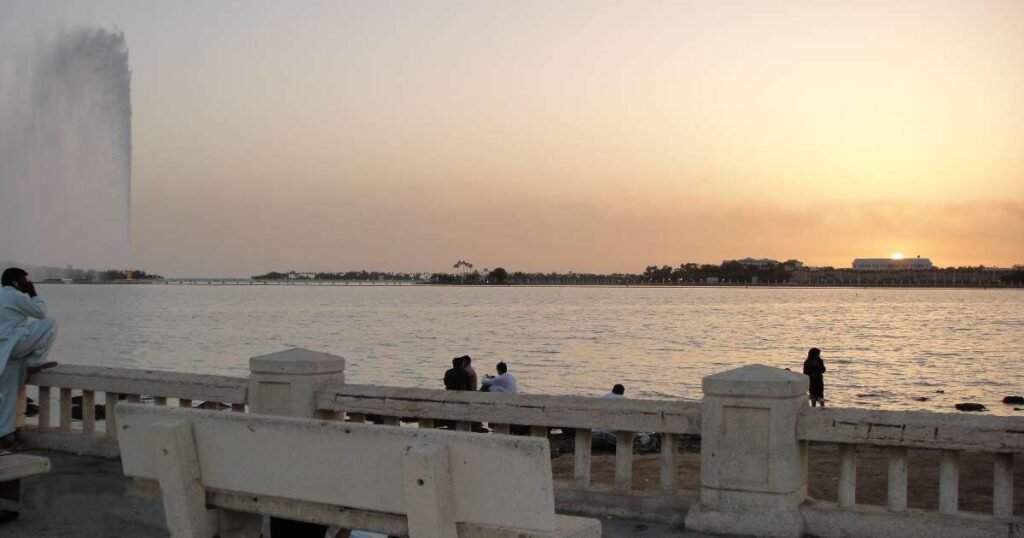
[891,253,905,260]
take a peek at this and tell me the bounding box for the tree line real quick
[253,261,1024,286]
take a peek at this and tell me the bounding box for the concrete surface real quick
[2,451,720,537]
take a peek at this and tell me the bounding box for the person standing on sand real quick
[0,267,59,450]
[803,347,826,407]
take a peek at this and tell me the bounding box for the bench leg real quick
[404,444,457,538]
[0,479,19,503]
[152,419,219,538]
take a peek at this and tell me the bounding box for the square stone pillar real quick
[685,364,808,538]
[248,348,346,418]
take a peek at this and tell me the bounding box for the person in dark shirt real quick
[803,347,826,407]
[444,356,471,391]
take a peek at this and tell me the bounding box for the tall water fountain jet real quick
[0,27,132,269]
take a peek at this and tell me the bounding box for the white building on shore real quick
[852,256,934,271]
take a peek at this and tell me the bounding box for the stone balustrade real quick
[12,349,1024,537]
[17,364,247,456]
[314,383,701,521]
[798,407,1024,538]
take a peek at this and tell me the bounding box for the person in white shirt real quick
[602,384,626,399]
[480,361,517,394]
[0,268,59,447]
[594,384,626,448]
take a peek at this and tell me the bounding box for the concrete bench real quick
[0,452,51,512]
[116,403,601,538]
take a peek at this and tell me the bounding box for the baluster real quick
[838,444,857,509]
[178,398,192,408]
[491,423,510,435]
[154,396,167,406]
[574,429,592,487]
[349,413,366,423]
[994,453,1014,517]
[456,421,471,432]
[615,431,634,491]
[16,386,27,427]
[382,416,399,426]
[887,447,908,512]
[231,403,245,413]
[105,392,120,438]
[82,390,96,435]
[660,433,678,494]
[938,450,959,515]
[37,387,51,430]
[59,388,73,431]
[530,426,548,438]
[419,418,435,429]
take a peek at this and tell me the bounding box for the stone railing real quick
[245,348,701,523]
[798,408,1024,538]
[14,349,1024,538]
[315,384,701,522]
[17,365,248,457]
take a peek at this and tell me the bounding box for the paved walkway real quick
[3,450,720,537]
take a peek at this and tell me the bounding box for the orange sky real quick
[5,1,1023,276]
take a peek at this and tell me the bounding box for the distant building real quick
[781,259,804,270]
[724,257,779,268]
[852,257,934,271]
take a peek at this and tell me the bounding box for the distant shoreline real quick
[39,280,1024,290]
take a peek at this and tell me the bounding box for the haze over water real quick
[41,285,1024,415]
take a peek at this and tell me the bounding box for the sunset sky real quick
[4,1,1023,276]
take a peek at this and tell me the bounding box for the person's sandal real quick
[0,434,31,451]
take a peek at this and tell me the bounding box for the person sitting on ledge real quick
[462,355,478,391]
[481,361,517,394]
[0,267,59,450]
[443,356,470,391]
[603,383,626,399]
[593,384,626,449]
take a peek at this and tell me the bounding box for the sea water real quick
[38,284,1024,415]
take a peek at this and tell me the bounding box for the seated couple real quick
[444,356,517,394]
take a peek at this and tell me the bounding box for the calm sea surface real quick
[36,284,1024,415]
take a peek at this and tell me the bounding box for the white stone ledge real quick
[318,384,700,433]
[27,365,248,403]
[799,408,1024,451]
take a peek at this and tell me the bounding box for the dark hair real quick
[496,362,508,374]
[1,267,27,287]
[807,348,821,360]
[452,357,464,367]
[459,355,472,366]
[612,384,625,395]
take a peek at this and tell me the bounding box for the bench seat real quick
[116,404,600,538]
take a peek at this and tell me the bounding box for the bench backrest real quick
[116,403,556,534]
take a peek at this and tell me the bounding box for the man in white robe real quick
[0,268,58,447]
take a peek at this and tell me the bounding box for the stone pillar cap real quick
[702,364,808,398]
[250,348,346,375]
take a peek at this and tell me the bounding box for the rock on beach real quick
[955,403,987,412]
